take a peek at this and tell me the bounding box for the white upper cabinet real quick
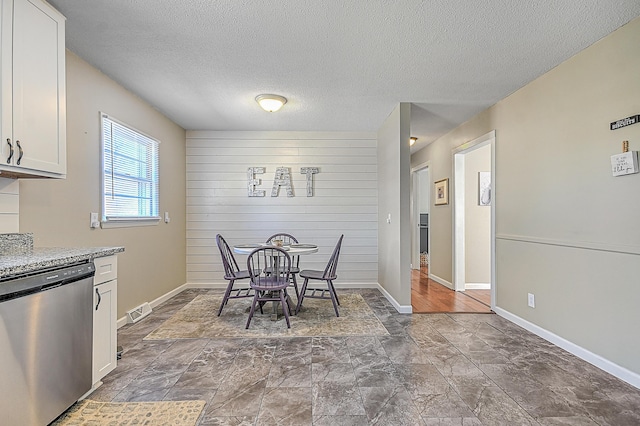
[1,0,66,178]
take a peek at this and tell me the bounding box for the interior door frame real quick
[411,161,430,270]
[452,131,496,309]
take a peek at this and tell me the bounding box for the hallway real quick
[412,266,491,313]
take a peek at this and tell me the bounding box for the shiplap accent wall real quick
[0,178,19,233]
[186,131,378,287]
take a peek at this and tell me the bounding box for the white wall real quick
[411,17,640,382]
[377,103,412,309]
[418,169,430,214]
[185,131,378,286]
[0,178,19,232]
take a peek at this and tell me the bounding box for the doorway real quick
[410,161,492,313]
[411,163,430,271]
[453,131,495,310]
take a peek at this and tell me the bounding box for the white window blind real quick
[101,113,160,223]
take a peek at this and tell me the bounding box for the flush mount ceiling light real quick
[410,137,418,146]
[255,94,287,112]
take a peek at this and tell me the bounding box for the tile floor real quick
[88,289,640,425]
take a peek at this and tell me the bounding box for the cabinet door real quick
[1,0,15,163]
[93,279,117,385]
[10,0,66,175]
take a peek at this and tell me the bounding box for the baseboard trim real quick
[429,273,453,290]
[117,283,190,329]
[150,283,189,308]
[376,284,412,314]
[183,281,381,289]
[334,282,380,289]
[465,283,491,290]
[494,307,640,390]
[186,282,413,314]
[117,280,407,328]
[186,282,227,289]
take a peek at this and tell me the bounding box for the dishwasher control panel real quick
[0,261,95,301]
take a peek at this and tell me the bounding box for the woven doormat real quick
[51,399,206,426]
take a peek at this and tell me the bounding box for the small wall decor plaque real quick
[478,172,491,206]
[611,152,639,176]
[610,114,639,131]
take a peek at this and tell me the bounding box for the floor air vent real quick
[126,302,152,324]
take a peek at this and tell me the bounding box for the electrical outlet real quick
[527,293,535,308]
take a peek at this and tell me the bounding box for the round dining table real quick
[232,242,318,320]
[232,243,318,256]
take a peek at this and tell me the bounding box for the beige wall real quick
[378,103,412,308]
[464,144,491,285]
[412,17,640,375]
[415,134,456,284]
[19,51,187,319]
[418,169,430,214]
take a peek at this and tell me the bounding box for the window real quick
[101,113,160,227]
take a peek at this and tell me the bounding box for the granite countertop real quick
[0,246,124,279]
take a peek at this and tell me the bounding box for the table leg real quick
[269,291,294,321]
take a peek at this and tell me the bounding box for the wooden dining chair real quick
[295,234,344,317]
[246,246,292,329]
[215,234,254,316]
[265,233,301,300]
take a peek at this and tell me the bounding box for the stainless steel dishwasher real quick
[0,261,95,426]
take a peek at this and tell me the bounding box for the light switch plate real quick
[527,293,535,308]
[90,212,100,228]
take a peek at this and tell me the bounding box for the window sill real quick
[100,217,161,229]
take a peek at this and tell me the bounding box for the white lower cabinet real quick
[93,255,117,386]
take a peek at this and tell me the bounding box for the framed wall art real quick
[434,178,449,205]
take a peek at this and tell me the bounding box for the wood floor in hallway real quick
[411,266,492,313]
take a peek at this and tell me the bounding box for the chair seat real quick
[225,269,251,280]
[251,276,290,291]
[299,269,336,280]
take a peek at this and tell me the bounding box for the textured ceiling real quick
[49,0,640,152]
